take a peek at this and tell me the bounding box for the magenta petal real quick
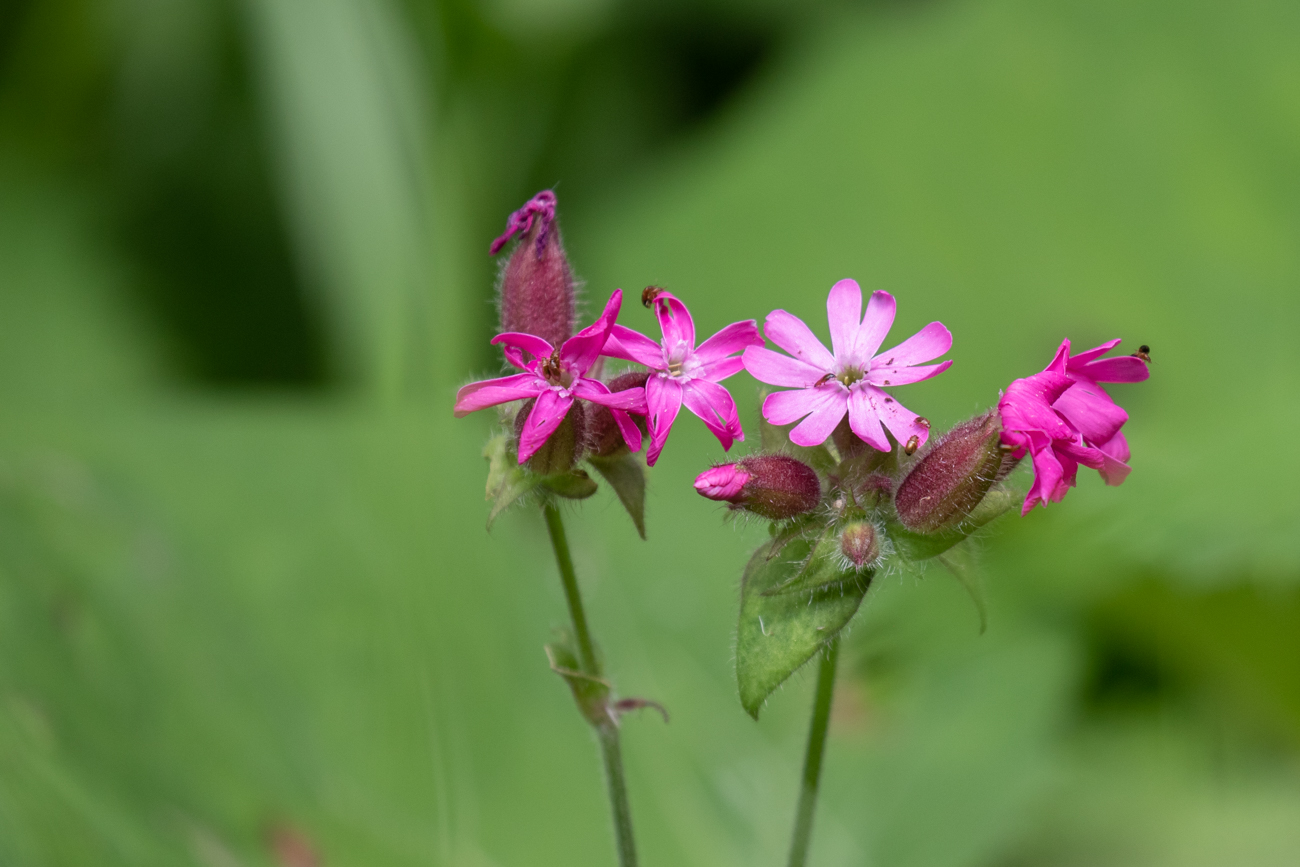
[763,310,836,371]
[874,321,952,368]
[491,332,555,364]
[682,379,744,451]
[1079,355,1150,384]
[998,370,1075,438]
[645,376,683,467]
[694,319,763,365]
[653,292,695,350]
[1053,381,1127,446]
[762,385,844,426]
[866,359,953,387]
[743,345,827,387]
[871,387,932,449]
[846,387,889,452]
[517,389,573,463]
[789,392,849,447]
[611,409,643,453]
[572,378,647,413]
[453,373,545,417]
[826,279,863,364]
[603,325,665,368]
[1022,444,1065,515]
[1097,451,1131,486]
[695,463,749,501]
[697,356,746,382]
[853,291,897,363]
[1055,436,1107,471]
[561,290,623,373]
[1068,338,1123,366]
[1097,430,1130,464]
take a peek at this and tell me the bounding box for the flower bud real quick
[515,398,586,476]
[894,411,1015,534]
[587,371,650,457]
[493,190,575,349]
[694,454,821,521]
[839,522,879,569]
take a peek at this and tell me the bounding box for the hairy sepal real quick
[887,486,1015,561]
[484,433,542,529]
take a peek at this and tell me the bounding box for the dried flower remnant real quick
[454,290,647,464]
[743,279,951,452]
[492,190,576,349]
[602,288,763,465]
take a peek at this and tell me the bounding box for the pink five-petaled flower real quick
[742,279,953,452]
[602,289,763,466]
[998,339,1148,515]
[454,290,647,465]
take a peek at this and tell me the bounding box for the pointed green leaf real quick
[483,434,540,529]
[588,452,646,538]
[761,526,863,596]
[736,538,872,719]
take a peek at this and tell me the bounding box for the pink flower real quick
[602,289,763,466]
[741,279,952,451]
[454,290,647,464]
[999,339,1148,514]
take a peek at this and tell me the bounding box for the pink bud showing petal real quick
[494,190,575,349]
[839,522,879,569]
[694,454,821,521]
[694,463,751,501]
[895,411,1013,533]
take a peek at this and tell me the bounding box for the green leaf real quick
[938,548,988,634]
[545,634,612,728]
[588,452,646,538]
[483,434,540,529]
[736,538,872,719]
[761,526,862,596]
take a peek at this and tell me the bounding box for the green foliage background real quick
[2,0,1299,864]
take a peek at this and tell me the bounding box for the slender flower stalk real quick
[788,638,840,867]
[543,504,638,867]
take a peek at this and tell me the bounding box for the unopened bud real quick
[587,371,650,457]
[694,454,821,521]
[515,399,586,476]
[839,522,879,569]
[494,190,575,349]
[895,411,1014,534]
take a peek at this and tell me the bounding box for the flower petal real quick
[1096,430,1130,464]
[743,345,828,387]
[645,375,683,466]
[763,310,836,371]
[846,387,890,452]
[1022,443,1065,515]
[866,359,953,387]
[872,321,952,368]
[491,332,554,369]
[453,373,546,417]
[611,409,643,453]
[517,389,573,464]
[869,386,932,450]
[652,292,695,350]
[1077,355,1150,384]
[1068,338,1123,366]
[697,355,746,382]
[603,325,665,368]
[1053,381,1127,446]
[998,369,1075,438]
[854,291,897,362]
[694,319,763,365]
[762,384,845,426]
[560,290,623,373]
[682,379,744,451]
[789,391,849,447]
[826,279,863,364]
[572,378,647,413]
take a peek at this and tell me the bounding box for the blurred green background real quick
[2,0,1300,864]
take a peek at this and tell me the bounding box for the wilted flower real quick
[743,279,952,452]
[999,339,1146,514]
[602,288,763,466]
[492,190,576,349]
[454,290,647,464]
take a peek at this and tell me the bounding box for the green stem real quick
[543,503,638,867]
[787,638,840,867]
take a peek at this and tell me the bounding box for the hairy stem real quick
[787,638,840,867]
[543,503,637,867]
